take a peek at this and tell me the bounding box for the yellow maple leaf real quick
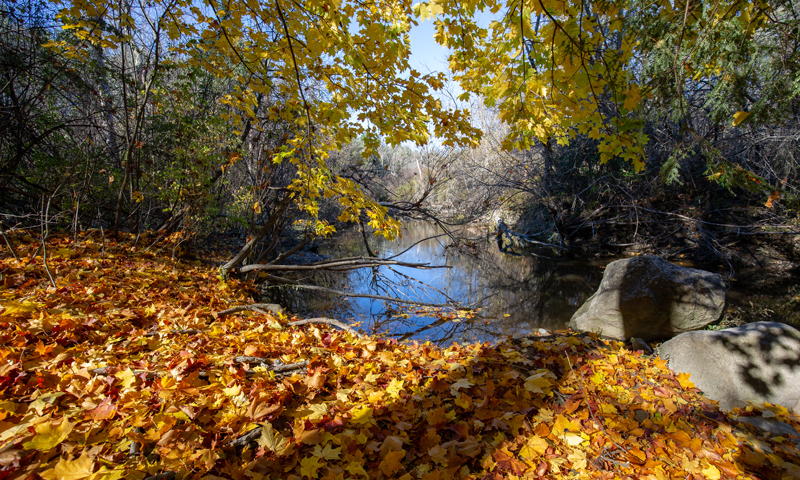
[299,455,324,478]
[552,414,580,437]
[449,378,473,396]
[23,418,75,451]
[312,443,341,461]
[349,405,374,425]
[701,463,721,480]
[524,370,554,394]
[1,301,39,316]
[562,433,585,446]
[257,423,288,455]
[39,451,94,480]
[519,436,548,460]
[676,372,695,389]
[385,378,404,398]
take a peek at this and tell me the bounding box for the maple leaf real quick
[449,378,473,396]
[257,423,288,455]
[23,418,75,450]
[39,451,95,480]
[349,405,373,425]
[492,449,527,475]
[385,378,404,398]
[312,443,341,460]
[299,455,324,477]
[519,436,548,460]
[701,463,721,480]
[524,369,554,394]
[88,397,117,421]
[379,449,406,476]
[552,414,581,437]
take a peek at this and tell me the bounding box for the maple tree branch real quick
[228,427,263,448]
[358,218,377,258]
[267,235,311,265]
[259,273,461,308]
[288,317,361,337]
[233,357,309,371]
[275,0,313,137]
[217,303,285,317]
[222,193,293,273]
[238,257,442,273]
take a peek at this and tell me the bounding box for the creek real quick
[280,220,800,344]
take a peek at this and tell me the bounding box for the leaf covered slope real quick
[1,233,799,479]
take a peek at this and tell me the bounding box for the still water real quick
[284,221,799,344]
[303,221,603,344]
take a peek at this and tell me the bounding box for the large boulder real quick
[569,256,726,341]
[658,322,800,412]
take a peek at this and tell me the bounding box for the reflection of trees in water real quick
[436,243,601,339]
[343,222,603,343]
[272,220,603,344]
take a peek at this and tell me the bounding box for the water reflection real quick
[312,220,605,344]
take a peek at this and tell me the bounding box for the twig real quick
[41,195,56,288]
[289,317,361,337]
[142,329,202,337]
[0,227,20,261]
[90,358,308,380]
[238,257,442,273]
[217,303,284,317]
[233,357,308,373]
[261,273,459,308]
[386,233,446,260]
[228,427,263,448]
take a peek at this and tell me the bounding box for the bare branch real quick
[217,303,284,317]
[260,273,462,308]
[238,257,446,274]
[288,317,361,337]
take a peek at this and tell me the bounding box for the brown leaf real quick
[765,190,780,208]
[87,397,116,421]
[493,450,527,475]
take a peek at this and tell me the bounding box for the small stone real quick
[634,409,649,423]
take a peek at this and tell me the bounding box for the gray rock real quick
[737,416,800,437]
[658,322,800,412]
[569,256,726,341]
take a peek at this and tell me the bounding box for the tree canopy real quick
[1,0,797,244]
[418,0,797,183]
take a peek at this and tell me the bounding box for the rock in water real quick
[659,322,800,412]
[569,256,726,341]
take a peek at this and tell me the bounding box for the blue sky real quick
[407,18,450,75]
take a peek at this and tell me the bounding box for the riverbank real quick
[2,231,800,479]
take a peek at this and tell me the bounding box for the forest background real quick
[2,0,800,296]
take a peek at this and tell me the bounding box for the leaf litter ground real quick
[1,232,800,479]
